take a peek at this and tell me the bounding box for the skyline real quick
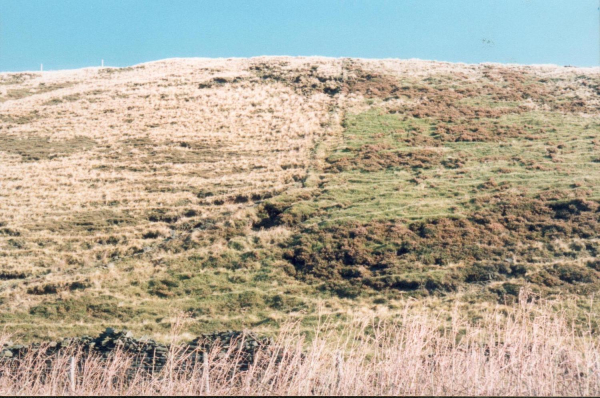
[1,0,599,72]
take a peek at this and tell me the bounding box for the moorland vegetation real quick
[1,57,599,346]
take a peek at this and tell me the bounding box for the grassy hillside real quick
[1,57,599,340]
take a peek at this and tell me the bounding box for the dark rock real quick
[0,328,276,374]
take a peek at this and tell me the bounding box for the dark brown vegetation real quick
[284,196,600,298]
[327,146,443,172]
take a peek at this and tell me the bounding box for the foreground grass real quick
[1,292,599,396]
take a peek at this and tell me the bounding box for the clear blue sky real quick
[0,0,598,72]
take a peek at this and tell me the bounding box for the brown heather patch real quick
[248,58,418,99]
[384,82,529,121]
[341,61,406,99]
[405,101,527,121]
[327,146,444,172]
[249,59,343,96]
[434,119,534,142]
[482,67,600,113]
[284,196,600,297]
[372,64,600,117]
[481,68,550,102]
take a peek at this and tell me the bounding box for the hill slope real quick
[1,57,599,340]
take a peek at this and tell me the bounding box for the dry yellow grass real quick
[1,292,599,396]
[0,58,338,316]
[0,58,333,274]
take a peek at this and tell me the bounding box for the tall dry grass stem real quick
[1,292,598,396]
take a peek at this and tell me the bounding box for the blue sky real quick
[0,0,598,72]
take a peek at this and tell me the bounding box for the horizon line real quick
[2,55,599,75]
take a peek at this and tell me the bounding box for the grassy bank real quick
[1,292,599,396]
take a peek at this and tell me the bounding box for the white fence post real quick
[203,353,210,394]
[69,356,76,393]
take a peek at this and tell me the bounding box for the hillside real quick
[1,57,599,340]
